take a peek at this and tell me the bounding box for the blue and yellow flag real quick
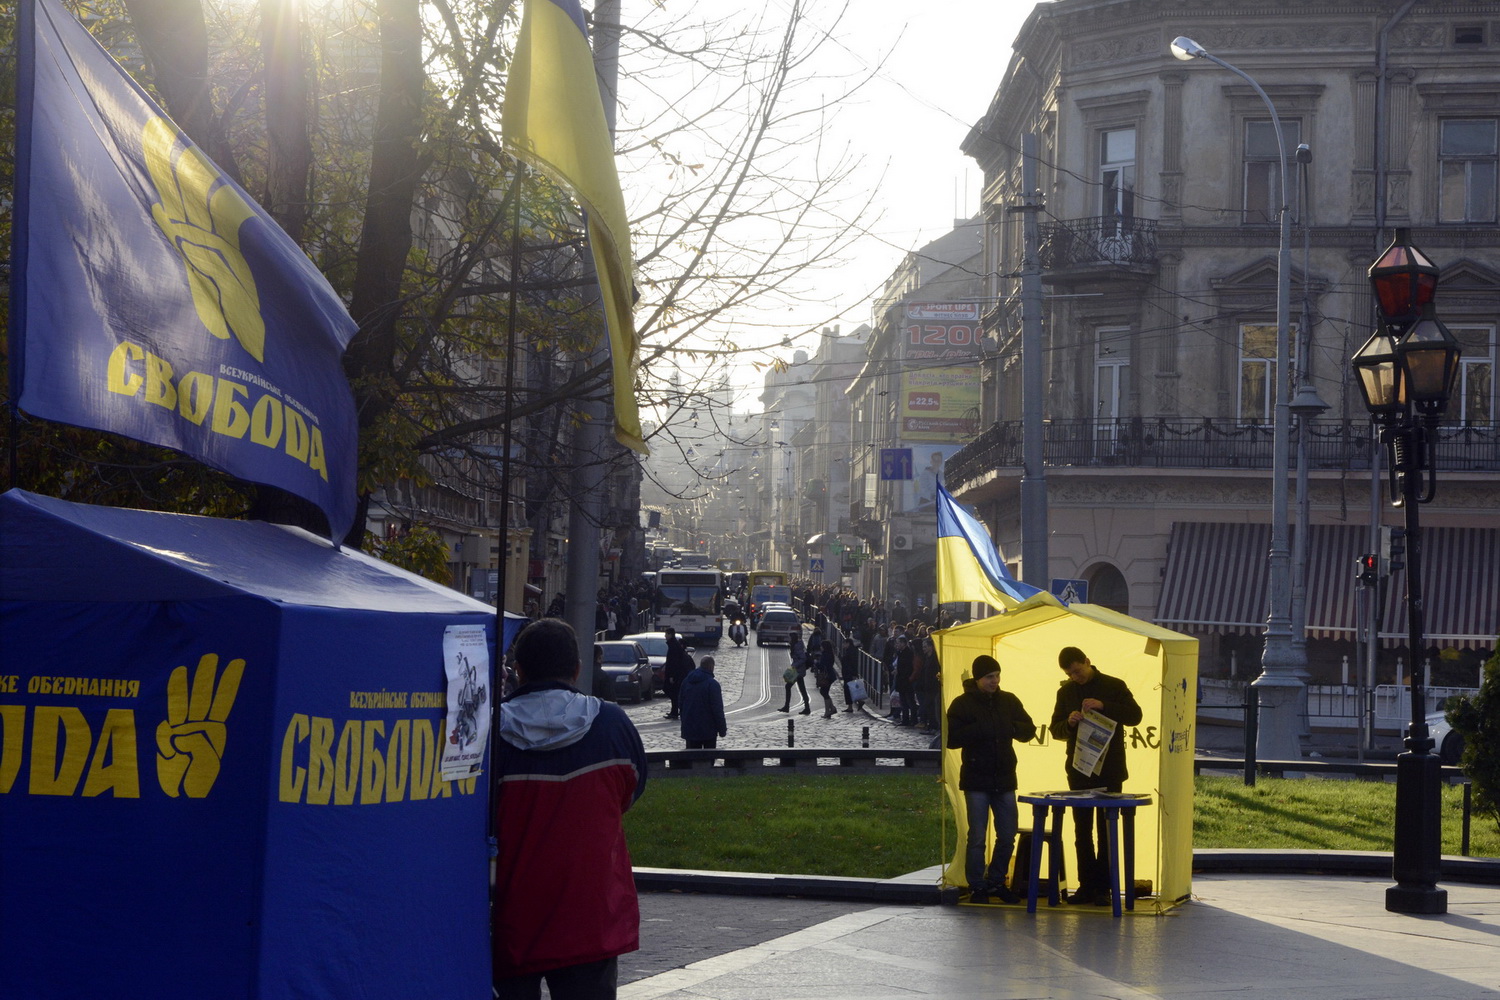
[503,0,646,455]
[10,0,358,538]
[935,482,1043,610]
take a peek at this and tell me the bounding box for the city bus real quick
[746,569,792,624]
[654,568,724,645]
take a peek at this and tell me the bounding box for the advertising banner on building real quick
[899,302,982,442]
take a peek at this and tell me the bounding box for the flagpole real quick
[8,0,38,492]
[486,162,526,906]
[563,0,621,690]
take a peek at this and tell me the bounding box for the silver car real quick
[756,608,801,646]
[622,632,669,688]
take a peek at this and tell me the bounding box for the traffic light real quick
[1356,553,1380,587]
[1381,525,1407,573]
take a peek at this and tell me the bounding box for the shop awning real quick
[1155,522,1500,650]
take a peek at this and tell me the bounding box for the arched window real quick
[1087,563,1130,615]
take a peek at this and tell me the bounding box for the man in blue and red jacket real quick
[493,618,648,1000]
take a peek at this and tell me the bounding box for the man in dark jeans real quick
[1048,645,1142,905]
[947,654,1035,904]
[661,627,694,720]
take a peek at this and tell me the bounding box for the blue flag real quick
[934,483,1043,610]
[10,0,358,538]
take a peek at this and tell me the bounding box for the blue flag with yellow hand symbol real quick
[10,0,358,539]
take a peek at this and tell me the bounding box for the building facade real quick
[847,220,986,609]
[946,0,1499,688]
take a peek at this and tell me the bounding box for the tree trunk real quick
[259,0,311,240]
[121,0,240,180]
[341,0,426,544]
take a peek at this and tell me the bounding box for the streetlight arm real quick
[1195,54,1290,214]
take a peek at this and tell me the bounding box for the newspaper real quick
[1070,709,1117,777]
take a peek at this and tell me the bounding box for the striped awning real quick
[1155,522,1500,650]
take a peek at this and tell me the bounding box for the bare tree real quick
[5,0,885,543]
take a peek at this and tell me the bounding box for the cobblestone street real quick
[617,633,940,753]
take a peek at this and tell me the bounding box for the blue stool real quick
[1018,792,1152,917]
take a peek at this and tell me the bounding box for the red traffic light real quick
[1355,553,1380,586]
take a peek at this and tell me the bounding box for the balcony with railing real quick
[1037,216,1159,279]
[945,417,1500,489]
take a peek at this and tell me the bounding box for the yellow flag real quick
[504,0,646,454]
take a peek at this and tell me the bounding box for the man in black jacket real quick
[661,627,695,720]
[946,654,1035,904]
[1048,645,1143,905]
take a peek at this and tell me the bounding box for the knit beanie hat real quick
[972,655,1001,679]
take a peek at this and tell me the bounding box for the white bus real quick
[654,568,724,645]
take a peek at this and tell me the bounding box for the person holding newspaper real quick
[1048,646,1142,906]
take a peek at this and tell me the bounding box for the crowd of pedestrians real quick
[783,580,966,736]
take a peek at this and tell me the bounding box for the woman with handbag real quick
[839,637,863,712]
[815,639,839,718]
[778,633,811,714]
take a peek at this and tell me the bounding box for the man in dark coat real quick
[946,654,1035,904]
[660,627,694,720]
[678,655,727,749]
[1048,645,1143,905]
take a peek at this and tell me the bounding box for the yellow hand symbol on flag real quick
[156,653,245,798]
[143,117,266,362]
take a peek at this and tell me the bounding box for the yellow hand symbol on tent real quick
[156,653,245,798]
[143,117,266,362]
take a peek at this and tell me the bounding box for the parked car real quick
[756,608,801,646]
[1427,709,1464,765]
[622,631,669,688]
[597,640,654,703]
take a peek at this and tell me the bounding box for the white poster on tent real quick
[440,624,492,779]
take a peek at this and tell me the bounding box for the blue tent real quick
[0,489,520,998]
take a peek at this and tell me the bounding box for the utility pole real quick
[564,0,623,690]
[1015,132,1048,591]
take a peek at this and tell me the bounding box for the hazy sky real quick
[619,0,1037,410]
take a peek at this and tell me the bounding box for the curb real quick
[635,851,1500,905]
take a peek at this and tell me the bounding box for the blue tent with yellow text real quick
[934,592,1199,910]
[0,489,522,998]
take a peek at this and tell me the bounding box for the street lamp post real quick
[1351,228,1459,916]
[1172,36,1302,760]
[1289,141,1328,699]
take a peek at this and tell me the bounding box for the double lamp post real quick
[1352,229,1461,916]
[1172,37,1458,915]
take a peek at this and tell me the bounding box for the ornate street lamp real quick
[1350,228,1459,915]
[1172,36,1302,759]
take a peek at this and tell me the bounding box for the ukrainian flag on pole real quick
[503,0,646,455]
[935,482,1043,611]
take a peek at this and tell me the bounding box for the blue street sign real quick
[810,558,825,575]
[880,448,913,480]
[1051,578,1088,605]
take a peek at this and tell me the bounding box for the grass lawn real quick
[624,772,1500,879]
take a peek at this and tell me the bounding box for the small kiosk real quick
[0,489,519,998]
[934,593,1198,910]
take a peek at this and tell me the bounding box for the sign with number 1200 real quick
[905,324,978,347]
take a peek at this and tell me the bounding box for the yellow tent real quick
[933,593,1199,910]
